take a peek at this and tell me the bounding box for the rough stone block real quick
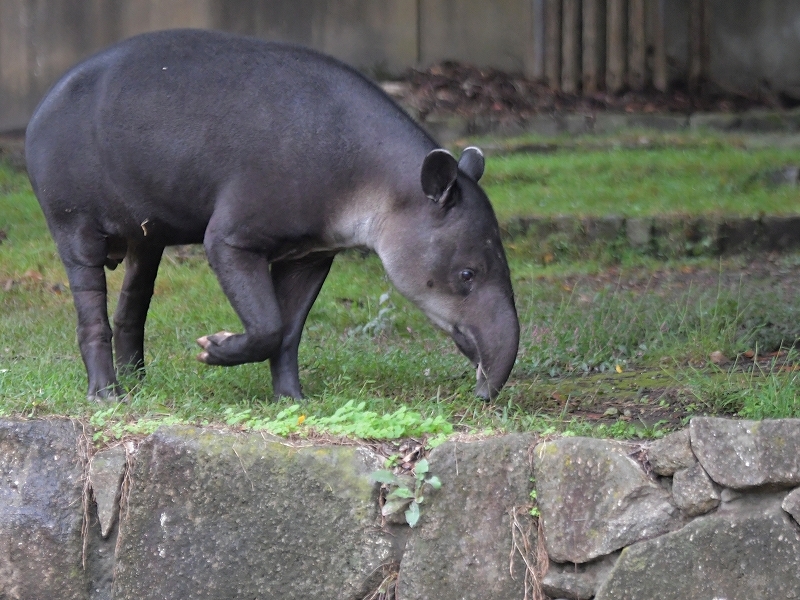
[397,434,537,600]
[624,114,689,131]
[113,427,399,600]
[717,217,760,254]
[689,112,743,131]
[533,437,683,564]
[525,114,565,136]
[595,494,800,600]
[89,445,127,538]
[646,429,696,476]
[583,216,625,243]
[783,487,800,525]
[672,463,720,517]
[592,113,629,134]
[0,419,88,600]
[543,552,618,600]
[625,218,652,249]
[690,417,800,489]
[760,216,800,251]
[738,109,791,132]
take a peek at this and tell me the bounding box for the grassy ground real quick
[2,131,800,443]
[481,131,800,219]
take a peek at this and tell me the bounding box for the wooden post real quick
[545,0,562,90]
[531,0,546,80]
[582,0,604,93]
[689,0,710,93]
[652,0,668,91]
[628,0,646,90]
[606,0,626,93]
[562,0,580,93]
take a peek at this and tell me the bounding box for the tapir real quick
[25,29,519,402]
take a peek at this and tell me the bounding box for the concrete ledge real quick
[411,106,800,143]
[502,213,800,259]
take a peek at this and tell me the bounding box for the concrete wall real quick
[0,0,428,131]
[710,0,800,98]
[3,0,800,132]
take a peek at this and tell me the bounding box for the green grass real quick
[2,131,800,442]
[480,131,800,220]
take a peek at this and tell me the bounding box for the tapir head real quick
[379,147,520,400]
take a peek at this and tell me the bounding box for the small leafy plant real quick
[371,458,442,527]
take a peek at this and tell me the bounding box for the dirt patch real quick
[387,61,775,124]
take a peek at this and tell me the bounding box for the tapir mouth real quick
[452,325,491,400]
[452,324,479,365]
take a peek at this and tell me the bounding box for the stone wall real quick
[535,418,800,599]
[0,417,798,599]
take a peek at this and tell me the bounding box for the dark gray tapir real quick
[25,29,519,402]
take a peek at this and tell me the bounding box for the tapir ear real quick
[459,146,485,182]
[421,149,458,204]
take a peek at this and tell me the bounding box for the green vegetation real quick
[372,457,442,527]
[482,131,800,220]
[2,131,800,443]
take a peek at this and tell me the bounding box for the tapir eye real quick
[460,269,475,283]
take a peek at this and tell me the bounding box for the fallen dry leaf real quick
[710,350,727,365]
[23,269,43,282]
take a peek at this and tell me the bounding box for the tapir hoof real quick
[196,331,242,365]
[197,331,235,352]
[87,386,128,404]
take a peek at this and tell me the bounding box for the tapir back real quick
[26,29,435,246]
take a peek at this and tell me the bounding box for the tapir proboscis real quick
[25,29,520,402]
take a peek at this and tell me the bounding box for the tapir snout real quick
[452,290,520,400]
[25,29,519,402]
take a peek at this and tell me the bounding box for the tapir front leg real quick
[269,254,334,399]
[113,243,164,376]
[198,225,283,366]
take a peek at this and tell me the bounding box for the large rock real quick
[671,463,720,517]
[646,429,696,476]
[595,494,800,600]
[690,417,800,489]
[89,445,127,538]
[397,434,537,600]
[542,552,618,600]
[0,418,88,600]
[783,487,800,525]
[534,437,682,563]
[112,426,399,600]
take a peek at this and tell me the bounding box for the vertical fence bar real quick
[562,0,580,92]
[628,0,646,90]
[545,0,562,90]
[582,0,604,93]
[606,0,626,93]
[652,0,668,91]
[689,0,710,93]
[532,0,546,80]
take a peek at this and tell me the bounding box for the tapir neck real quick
[326,166,427,255]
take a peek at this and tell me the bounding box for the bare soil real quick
[388,61,776,124]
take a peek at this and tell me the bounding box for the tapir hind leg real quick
[198,231,283,366]
[113,243,164,377]
[269,254,335,399]
[53,227,121,400]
